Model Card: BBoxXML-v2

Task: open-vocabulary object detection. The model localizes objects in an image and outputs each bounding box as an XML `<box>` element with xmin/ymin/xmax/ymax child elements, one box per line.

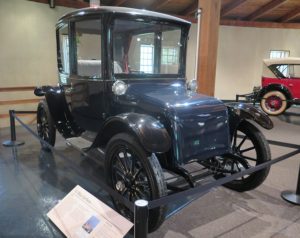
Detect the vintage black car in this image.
<box><xmin>34</xmin><ymin>7</ymin><xmax>273</xmax><ymax>232</ymax></box>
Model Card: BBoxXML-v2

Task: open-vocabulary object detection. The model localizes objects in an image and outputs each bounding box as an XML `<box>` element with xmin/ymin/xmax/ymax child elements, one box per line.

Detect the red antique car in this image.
<box><xmin>241</xmin><ymin>58</ymin><xmax>300</xmax><ymax>115</ymax></box>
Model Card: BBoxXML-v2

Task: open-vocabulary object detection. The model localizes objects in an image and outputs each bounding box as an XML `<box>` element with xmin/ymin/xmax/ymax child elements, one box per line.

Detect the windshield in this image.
<box><xmin>113</xmin><ymin>18</ymin><xmax>184</xmax><ymax>78</ymax></box>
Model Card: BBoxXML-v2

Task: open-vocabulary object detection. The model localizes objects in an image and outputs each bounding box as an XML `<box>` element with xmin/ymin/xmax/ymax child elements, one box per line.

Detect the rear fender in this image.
<box><xmin>258</xmin><ymin>84</ymin><xmax>292</xmax><ymax>102</ymax></box>
<box><xmin>92</xmin><ymin>113</ymin><xmax>171</xmax><ymax>153</ymax></box>
<box><xmin>226</xmin><ymin>103</ymin><xmax>273</xmax><ymax>138</ymax></box>
<box><xmin>34</xmin><ymin>86</ymin><xmax>82</xmax><ymax>138</ymax></box>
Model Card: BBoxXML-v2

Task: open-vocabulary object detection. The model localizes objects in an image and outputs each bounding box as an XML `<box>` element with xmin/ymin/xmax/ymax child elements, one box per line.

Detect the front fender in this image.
<box><xmin>34</xmin><ymin>86</ymin><xmax>54</xmax><ymax>96</ymax></box>
<box><xmin>92</xmin><ymin>113</ymin><xmax>171</xmax><ymax>153</ymax></box>
<box><xmin>226</xmin><ymin>103</ymin><xmax>273</xmax><ymax>134</ymax></box>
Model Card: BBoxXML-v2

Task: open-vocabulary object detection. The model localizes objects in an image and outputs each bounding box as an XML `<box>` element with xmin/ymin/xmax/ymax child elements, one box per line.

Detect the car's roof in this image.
<box><xmin>58</xmin><ymin>6</ymin><xmax>191</xmax><ymax>25</ymax></box>
<box><xmin>263</xmin><ymin>57</ymin><xmax>300</xmax><ymax>66</ymax></box>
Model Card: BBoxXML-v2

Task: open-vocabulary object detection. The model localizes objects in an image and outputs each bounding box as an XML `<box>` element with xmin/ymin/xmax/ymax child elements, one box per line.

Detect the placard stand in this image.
<box><xmin>281</xmin><ymin>164</ymin><xmax>300</xmax><ymax>205</ymax></box>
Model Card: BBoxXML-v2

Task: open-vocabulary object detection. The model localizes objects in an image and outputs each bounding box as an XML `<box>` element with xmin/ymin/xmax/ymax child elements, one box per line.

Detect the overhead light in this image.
<box><xmin>49</xmin><ymin>0</ymin><xmax>55</xmax><ymax>8</ymax></box>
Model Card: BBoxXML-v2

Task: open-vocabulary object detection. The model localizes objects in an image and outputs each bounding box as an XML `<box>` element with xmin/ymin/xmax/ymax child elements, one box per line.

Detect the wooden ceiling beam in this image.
<box><xmin>150</xmin><ymin>0</ymin><xmax>171</xmax><ymax>11</ymax></box>
<box><xmin>221</xmin><ymin>19</ymin><xmax>300</xmax><ymax>29</ymax></box>
<box><xmin>278</xmin><ymin>8</ymin><xmax>300</xmax><ymax>22</ymax></box>
<box><xmin>113</xmin><ymin>0</ymin><xmax>128</xmax><ymax>6</ymax></box>
<box><xmin>221</xmin><ymin>0</ymin><xmax>248</xmax><ymax>17</ymax></box>
<box><xmin>245</xmin><ymin>0</ymin><xmax>287</xmax><ymax>21</ymax></box>
<box><xmin>180</xmin><ymin>0</ymin><xmax>198</xmax><ymax>16</ymax></box>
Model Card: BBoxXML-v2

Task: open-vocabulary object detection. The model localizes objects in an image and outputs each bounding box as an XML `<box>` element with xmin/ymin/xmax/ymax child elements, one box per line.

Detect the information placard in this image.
<box><xmin>47</xmin><ymin>185</ymin><xmax>133</xmax><ymax>238</ymax></box>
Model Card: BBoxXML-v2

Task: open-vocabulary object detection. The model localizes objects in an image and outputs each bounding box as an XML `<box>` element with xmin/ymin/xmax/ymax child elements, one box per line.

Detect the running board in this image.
<box><xmin>66</xmin><ymin>137</ymin><xmax>92</xmax><ymax>151</ymax></box>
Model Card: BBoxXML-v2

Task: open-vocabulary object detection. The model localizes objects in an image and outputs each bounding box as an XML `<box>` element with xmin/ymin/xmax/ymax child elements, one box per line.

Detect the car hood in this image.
<box><xmin>120</xmin><ymin>80</ymin><xmax>231</xmax><ymax>164</ymax></box>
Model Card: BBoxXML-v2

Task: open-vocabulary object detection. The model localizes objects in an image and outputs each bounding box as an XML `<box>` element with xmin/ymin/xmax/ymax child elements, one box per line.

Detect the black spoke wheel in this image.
<box><xmin>105</xmin><ymin>133</ymin><xmax>167</xmax><ymax>233</ymax></box>
<box><xmin>217</xmin><ymin>120</ymin><xmax>271</xmax><ymax>192</ymax></box>
<box><xmin>37</xmin><ymin>100</ymin><xmax>56</xmax><ymax>150</ymax></box>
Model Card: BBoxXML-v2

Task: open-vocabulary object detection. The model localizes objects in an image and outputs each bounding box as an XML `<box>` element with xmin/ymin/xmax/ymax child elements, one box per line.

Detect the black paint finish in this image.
<box><xmin>34</xmin><ymin>6</ymin><xmax>272</xmax><ymax>168</ymax></box>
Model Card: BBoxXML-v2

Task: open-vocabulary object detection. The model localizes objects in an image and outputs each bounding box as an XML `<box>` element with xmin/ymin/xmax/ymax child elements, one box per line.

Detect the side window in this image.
<box><xmin>290</xmin><ymin>65</ymin><xmax>300</xmax><ymax>78</ymax></box>
<box><xmin>57</xmin><ymin>24</ymin><xmax>70</xmax><ymax>84</ymax></box>
<box><xmin>270</xmin><ymin>50</ymin><xmax>290</xmax><ymax>77</ymax></box>
<box><xmin>75</xmin><ymin>19</ymin><xmax>102</xmax><ymax>78</ymax></box>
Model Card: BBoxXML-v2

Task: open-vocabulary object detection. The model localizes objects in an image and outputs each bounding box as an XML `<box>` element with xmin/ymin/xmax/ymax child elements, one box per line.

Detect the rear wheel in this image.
<box><xmin>37</xmin><ymin>100</ymin><xmax>56</xmax><ymax>150</ymax></box>
<box><xmin>260</xmin><ymin>90</ymin><xmax>287</xmax><ymax>115</ymax></box>
<box><xmin>105</xmin><ymin>133</ymin><xmax>167</xmax><ymax>232</ymax></box>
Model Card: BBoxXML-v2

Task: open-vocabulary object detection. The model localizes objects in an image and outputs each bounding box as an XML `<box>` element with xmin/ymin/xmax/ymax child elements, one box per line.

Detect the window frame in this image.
<box><xmin>57</xmin><ymin>23</ymin><xmax>70</xmax><ymax>74</ymax></box>
<box><xmin>111</xmin><ymin>15</ymin><xmax>188</xmax><ymax>79</ymax></box>
<box><xmin>69</xmin><ymin>16</ymin><xmax>104</xmax><ymax>80</ymax></box>
<box><xmin>56</xmin><ymin>22</ymin><xmax>71</xmax><ymax>85</ymax></box>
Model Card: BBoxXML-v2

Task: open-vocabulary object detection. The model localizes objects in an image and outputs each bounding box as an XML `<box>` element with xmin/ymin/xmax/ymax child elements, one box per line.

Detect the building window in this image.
<box><xmin>140</xmin><ymin>44</ymin><xmax>154</xmax><ymax>73</ymax></box>
<box><xmin>270</xmin><ymin>50</ymin><xmax>289</xmax><ymax>59</ymax></box>
<box><xmin>270</xmin><ymin>50</ymin><xmax>290</xmax><ymax>77</ymax></box>
<box><xmin>161</xmin><ymin>47</ymin><xmax>179</xmax><ymax>65</ymax></box>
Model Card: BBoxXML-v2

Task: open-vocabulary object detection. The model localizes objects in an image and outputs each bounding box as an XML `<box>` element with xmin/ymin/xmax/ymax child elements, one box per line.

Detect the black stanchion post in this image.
<box><xmin>281</xmin><ymin>163</ymin><xmax>300</xmax><ymax>205</ymax></box>
<box><xmin>10</xmin><ymin>110</ymin><xmax>16</xmax><ymax>141</ymax></box>
<box><xmin>2</xmin><ymin>110</ymin><xmax>25</xmax><ymax>147</ymax></box>
<box><xmin>134</xmin><ymin>200</ymin><xmax>149</xmax><ymax>238</ymax></box>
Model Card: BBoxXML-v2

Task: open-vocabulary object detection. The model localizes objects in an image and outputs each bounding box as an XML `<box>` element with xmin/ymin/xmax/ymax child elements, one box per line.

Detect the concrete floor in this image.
<box><xmin>1</xmin><ymin>107</ymin><xmax>300</xmax><ymax>238</ymax></box>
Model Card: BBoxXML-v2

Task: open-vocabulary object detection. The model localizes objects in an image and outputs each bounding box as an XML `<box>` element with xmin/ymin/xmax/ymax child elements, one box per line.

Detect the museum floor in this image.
<box><xmin>1</xmin><ymin>107</ymin><xmax>300</xmax><ymax>238</ymax></box>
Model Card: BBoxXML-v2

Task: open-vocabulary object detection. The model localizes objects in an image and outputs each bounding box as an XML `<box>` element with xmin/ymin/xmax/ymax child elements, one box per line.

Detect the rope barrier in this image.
<box><xmin>3</xmin><ymin>109</ymin><xmax>300</xmax><ymax>237</ymax></box>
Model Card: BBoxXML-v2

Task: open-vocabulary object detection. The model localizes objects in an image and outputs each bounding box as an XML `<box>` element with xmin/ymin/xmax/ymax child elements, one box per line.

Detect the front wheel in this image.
<box><xmin>215</xmin><ymin>120</ymin><xmax>271</xmax><ymax>192</ymax></box>
<box><xmin>105</xmin><ymin>133</ymin><xmax>167</xmax><ymax>233</ymax></box>
<box><xmin>260</xmin><ymin>90</ymin><xmax>287</xmax><ymax>115</ymax></box>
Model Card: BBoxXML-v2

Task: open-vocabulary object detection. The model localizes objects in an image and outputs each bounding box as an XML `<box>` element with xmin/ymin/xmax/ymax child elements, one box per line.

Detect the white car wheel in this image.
<box><xmin>260</xmin><ymin>91</ymin><xmax>287</xmax><ymax>115</ymax></box>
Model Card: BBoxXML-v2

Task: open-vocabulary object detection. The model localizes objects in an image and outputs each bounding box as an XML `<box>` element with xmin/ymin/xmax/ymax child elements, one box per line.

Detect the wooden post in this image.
<box><xmin>197</xmin><ymin>0</ymin><xmax>221</xmax><ymax>96</ymax></box>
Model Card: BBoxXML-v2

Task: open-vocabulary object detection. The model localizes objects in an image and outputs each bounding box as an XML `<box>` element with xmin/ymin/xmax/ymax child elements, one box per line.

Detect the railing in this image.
<box><xmin>0</xmin><ymin>86</ymin><xmax>40</xmax><ymax>126</ymax></box>
<box><xmin>3</xmin><ymin>110</ymin><xmax>300</xmax><ymax>237</ymax></box>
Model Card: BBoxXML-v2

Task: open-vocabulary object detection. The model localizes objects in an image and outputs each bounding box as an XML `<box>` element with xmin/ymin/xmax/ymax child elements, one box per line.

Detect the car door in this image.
<box><xmin>286</xmin><ymin>64</ymin><xmax>300</xmax><ymax>99</ymax></box>
<box><xmin>67</xmin><ymin>18</ymin><xmax>106</xmax><ymax>132</ymax></box>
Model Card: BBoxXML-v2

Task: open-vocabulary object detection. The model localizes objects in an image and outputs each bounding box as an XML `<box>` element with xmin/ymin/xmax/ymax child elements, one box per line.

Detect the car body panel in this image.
<box><xmin>116</xmin><ymin>80</ymin><xmax>231</xmax><ymax>164</ymax></box>
<box><xmin>262</xmin><ymin>76</ymin><xmax>300</xmax><ymax>99</ymax></box>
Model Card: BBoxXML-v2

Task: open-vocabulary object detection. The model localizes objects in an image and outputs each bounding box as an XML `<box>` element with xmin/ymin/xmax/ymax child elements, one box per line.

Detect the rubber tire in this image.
<box><xmin>37</xmin><ymin>100</ymin><xmax>56</xmax><ymax>150</ymax></box>
<box><xmin>260</xmin><ymin>91</ymin><xmax>287</xmax><ymax>116</ymax></box>
<box><xmin>105</xmin><ymin>133</ymin><xmax>167</xmax><ymax>233</ymax></box>
<box><xmin>224</xmin><ymin>120</ymin><xmax>271</xmax><ymax>192</ymax></box>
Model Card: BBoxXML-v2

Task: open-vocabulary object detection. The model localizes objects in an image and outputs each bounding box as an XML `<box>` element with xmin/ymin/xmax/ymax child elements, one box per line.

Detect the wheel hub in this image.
<box><xmin>266</xmin><ymin>96</ymin><xmax>282</xmax><ymax>110</ymax></box>
<box><xmin>124</xmin><ymin>175</ymin><xmax>133</xmax><ymax>187</ymax></box>
<box><xmin>115</xmin><ymin>180</ymin><xmax>125</xmax><ymax>192</ymax></box>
